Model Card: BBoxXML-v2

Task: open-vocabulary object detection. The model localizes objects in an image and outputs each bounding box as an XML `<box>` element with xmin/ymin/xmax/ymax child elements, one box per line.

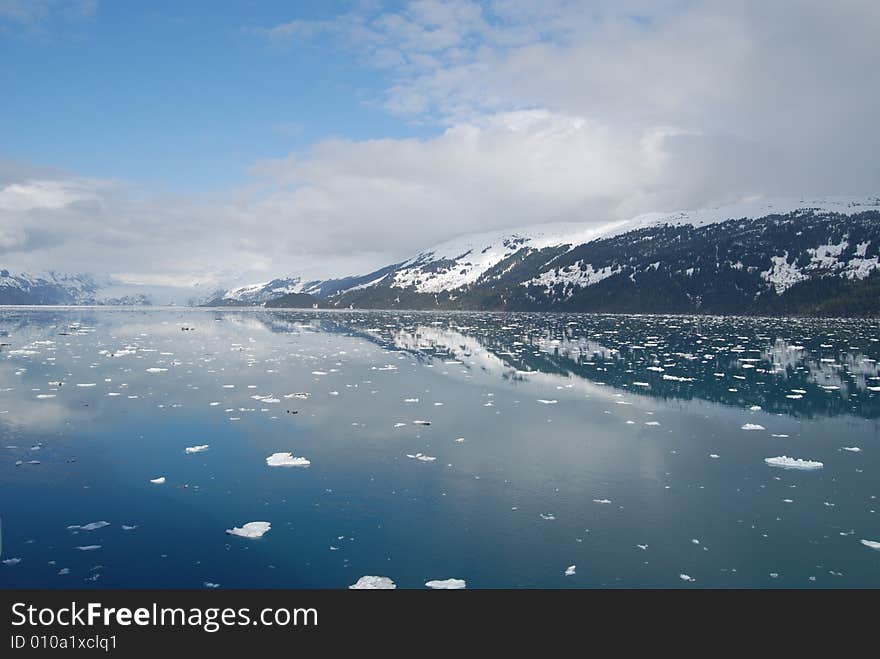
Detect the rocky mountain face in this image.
<box><xmin>278</xmin><ymin>197</ymin><xmax>880</xmax><ymax>316</ymax></box>
<box><xmin>0</xmin><ymin>270</ymin><xmax>100</xmax><ymax>305</ymax></box>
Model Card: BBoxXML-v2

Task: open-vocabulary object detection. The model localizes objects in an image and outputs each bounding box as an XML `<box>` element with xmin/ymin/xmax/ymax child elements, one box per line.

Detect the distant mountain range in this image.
<box><xmin>212</xmin><ymin>197</ymin><xmax>880</xmax><ymax>317</ymax></box>
<box><xmin>5</xmin><ymin>197</ymin><xmax>880</xmax><ymax>316</ymax></box>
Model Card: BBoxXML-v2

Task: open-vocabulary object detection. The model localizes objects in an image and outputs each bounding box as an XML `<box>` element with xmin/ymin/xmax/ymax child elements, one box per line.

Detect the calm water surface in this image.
<box><xmin>1</xmin><ymin>308</ymin><xmax>878</xmax><ymax>588</ymax></box>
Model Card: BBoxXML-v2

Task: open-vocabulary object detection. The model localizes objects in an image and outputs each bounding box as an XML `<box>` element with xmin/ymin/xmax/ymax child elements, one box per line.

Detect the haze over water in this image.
<box><xmin>1</xmin><ymin>308</ymin><xmax>878</xmax><ymax>588</ymax></box>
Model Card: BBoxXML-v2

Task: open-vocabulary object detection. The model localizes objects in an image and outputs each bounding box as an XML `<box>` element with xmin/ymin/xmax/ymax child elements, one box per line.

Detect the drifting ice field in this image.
<box><xmin>0</xmin><ymin>308</ymin><xmax>878</xmax><ymax>588</ymax></box>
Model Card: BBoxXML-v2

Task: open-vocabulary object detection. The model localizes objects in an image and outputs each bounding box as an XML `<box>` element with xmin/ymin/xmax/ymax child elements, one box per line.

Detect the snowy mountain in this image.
<box><xmin>306</xmin><ymin>196</ymin><xmax>880</xmax><ymax>316</ymax></box>
<box><xmin>203</xmin><ymin>277</ymin><xmax>317</xmax><ymax>306</ymax></box>
<box><xmin>0</xmin><ymin>270</ymin><xmax>100</xmax><ymax>305</ymax></box>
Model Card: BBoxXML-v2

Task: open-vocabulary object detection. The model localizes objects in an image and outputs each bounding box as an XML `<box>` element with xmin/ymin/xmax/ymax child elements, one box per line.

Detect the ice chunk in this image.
<box><xmin>349</xmin><ymin>576</ymin><xmax>396</xmax><ymax>589</ymax></box>
<box><xmin>860</xmin><ymin>539</ymin><xmax>880</xmax><ymax>550</ymax></box>
<box><xmin>564</xmin><ymin>565</ymin><xmax>576</xmax><ymax>576</ymax></box>
<box><xmin>413</xmin><ymin>419</ymin><xmax>431</xmax><ymax>426</ymax></box>
<box><xmin>537</xmin><ymin>399</ymin><xmax>558</xmax><ymax>404</ymax></box>
<box><xmin>76</xmin><ymin>545</ymin><xmax>102</xmax><ymax>551</ymax></box>
<box><xmin>149</xmin><ymin>476</ymin><xmax>166</xmax><ymax>484</ymax></box>
<box><xmin>741</xmin><ymin>423</ymin><xmax>765</xmax><ymax>431</ymax></box>
<box><xmin>226</xmin><ymin>521</ymin><xmax>271</xmax><ymax>538</ymax></box>
<box><xmin>406</xmin><ymin>453</ymin><xmax>437</xmax><ymax>462</ymax></box>
<box><xmin>2</xmin><ymin>558</ymin><xmax>21</xmax><ymax>565</ymax></box>
<box><xmin>68</xmin><ymin>521</ymin><xmax>110</xmax><ymax>532</ymax></box>
<box><xmin>266</xmin><ymin>452</ymin><xmax>310</xmax><ymax>467</ymax></box>
<box><xmin>593</xmin><ymin>498</ymin><xmax>612</xmax><ymax>504</ymax></box>
<box><xmin>842</xmin><ymin>446</ymin><xmax>861</xmax><ymax>452</ymax></box>
<box><xmin>425</xmin><ymin>578</ymin><xmax>466</xmax><ymax>589</ymax></box>
<box><xmin>764</xmin><ymin>456</ymin><xmax>824</xmax><ymax>470</ymax></box>
<box><xmin>146</xmin><ymin>368</ymin><xmax>167</xmax><ymax>373</ymax></box>
<box><xmin>679</xmin><ymin>574</ymin><xmax>695</xmax><ymax>582</ymax></box>
<box><xmin>185</xmin><ymin>445</ymin><xmax>210</xmax><ymax>454</ymax></box>
<box><xmin>204</xmin><ymin>582</ymin><xmax>220</xmax><ymax>588</ymax></box>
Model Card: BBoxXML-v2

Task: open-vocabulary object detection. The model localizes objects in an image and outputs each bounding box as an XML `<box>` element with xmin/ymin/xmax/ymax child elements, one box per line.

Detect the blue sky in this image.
<box><xmin>1</xmin><ymin>1</ymin><xmax>428</xmax><ymax>191</ymax></box>
<box><xmin>0</xmin><ymin>1</ymin><xmax>877</xmax><ymax>294</ymax></box>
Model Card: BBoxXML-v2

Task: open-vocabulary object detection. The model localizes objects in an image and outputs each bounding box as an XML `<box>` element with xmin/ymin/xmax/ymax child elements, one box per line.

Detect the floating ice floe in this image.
<box><xmin>841</xmin><ymin>446</ymin><xmax>861</xmax><ymax>452</ymax></box>
<box><xmin>149</xmin><ymin>476</ymin><xmax>166</xmax><ymax>484</ymax></box>
<box><xmin>539</xmin><ymin>513</ymin><xmax>556</xmax><ymax>520</ymax></box>
<box><xmin>413</xmin><ymin>420</ymin><xmax>431</xmax><ymax>426</ymax></box>
<box><xmin>185</xmin><ymin>445</ymin><xmax>210</xmax><ymax>454</ymax></box>
<box><xmin>2</xmin><ymin>558</ymin><xmax>21</xmax><ymax>566</ymax></box>
<box><xmin>67</xmin><ymin>521</ymin><xmax>110</xmax><ymax>531</ymax></box>
<box><xmin>146</xmin><ymin>368</ymin><xmax>167</xmax><ymax>373</ymax></box>
<box><xmin>121</xmin><ymin>525</ymin><xmax>138</xmax><ymax>531</ymax></box>
<box><xmin>679</xmin><ymin>574</ymin><xmax>695</xmax><ymax>582</ymax></box>
<box><xmin>764</xmin><ymin>456</ymin><xmax>824</xmax><ymax>470</ymax></box>
<box><xmin>76</xmin><ymin>545</ymin><xmax>102</xmax><ymax>551</ymax></box>
<box><xmin>204</xmin><ymin>582</ymin><xmax>220</xmax><ymax>588</ymax></box>
<box><xmin>406</xmin><ymin>453</ymin><xmax>437</xmax><ymax>462</ymax></box>
<box><xmin>644</xmin><ymin>421</ymin><xmax>660</xmax><ymax>426</ymax></box>
<box><xmin>266</xmin><ymin>452</ymin><xmax>311</xmax><ymax>467</ymax></box>
<box><xmin>226</xmin><ymin>521</ymin><xmax>271</xmax><ymax>538</ymax></box>
<box><xmin>349</xmin><ymin>576</ymin><xmax>396</xmax><ymax>589</ymax></box>
<box><xmin>749</xmin><ymin>405</ymin><xmax>762</xmax><ymax>411</ymax></box>
<box><xmin>741</xmin><ymin>423</ymin><xmax>765</xmax><ymax>431</ymax></box>
<box><xmin>425</xmin><ymin>578</ymin><xmax>466</xmax><ymax>589</ymax></box>
<box><xmin>537</xmin><ymin>399</ymin><xmax>558</xmax><ymax>404</ymax></box>
<box><xmin>860</xmin><ymin>540</ymin><xmax>880</xmax><ymax>550</ymax></box>
<box><xmin>564</xmin><ymin>565</ymin><xmax>576</xmax><ymax>576</ymax></box>
<box><xmin>593</xmin><ymin>498</ymin><xmax>612</xmax><ymax>504</ymax></box>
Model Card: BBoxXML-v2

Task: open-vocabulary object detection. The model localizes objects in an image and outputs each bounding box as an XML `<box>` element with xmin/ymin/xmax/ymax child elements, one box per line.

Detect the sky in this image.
<box><xmin>1</xmin><ymin>0</ymin><xmax>878</xmax><ymax>295</ymax></box>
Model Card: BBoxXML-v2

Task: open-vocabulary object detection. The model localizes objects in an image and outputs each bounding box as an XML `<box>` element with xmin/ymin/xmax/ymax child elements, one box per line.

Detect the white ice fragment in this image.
<box><xmin>537</xmin><ymin>399</ymin><xmax>558</xmax><ymax>404</ymax></box>
<box><xmin>592</xmin><ymin>498</ymin><xmax>612</xmax><ymax>504</ymax></box>
<box><xmin>146</xmin><ymin>368</ymin><xmax>167</xmax><ymax>373</ymax></box>
<box><xmin>2</xmin><ymin>558</ymin><xmax>21</xmax><ymax>565</ymax></box>
<box><xmin>76</xmin><ymin>545</ymin><xmax>102</xmax><ymax>551</ymax></box>
<box><xmin>149</xmin><ymin>476</ymin><xmax>166</xmax><ymax>484</ymax></box>
<box><xmin>68</xmin><ymin>521</ymin><xmax>110</xmax><ymax>532</ymax></box>
<box><xmin>564</xmin><ymin>565</ymin><xmax>576</xmax><ymax>576</ymax></box>
<box><xmin>764</xmin><ymin>456</ymin><xmax>824</xmax><ymax>470</ymax></box>
<box><xmin>185</xmin><ymin>445</ymin><xmax>210</xmax><ymax>454</ymax></box>
<box><xmin>266</xmin><ymin>452</ymin><xmax>311</xmax><ymax>467</ymax></box>
<box><xmin>741</xmin><ymin>423</ymin><xmax>765</xmax><ymax>431</ymax></box>
<box><xmin>226</xmin><ymin>521</ymin><xmax>271</xmax><ymax>538</ymax></box>
<box><xmin>349</xmin><ymin>576</ymin><xmax>396</xmax><ymax>589</ymax></box>
<box><xmin>679</xmin><ymin>574</ymin><xmax>695</xmax><ymax>582</ymax></box>
<box><xmin>860</xmin><ymin>539</ymin><xmax>880</xmax><ymax>550</ymax></box>
<box><xmin>842</xmin><ymin>446</ymin><xmax>861</xmax><ymax>452</ymax></box>
<box><xmin>425</xmin><ymin>578</ymin><xmax>467</xmax><ymax>589</ymax></box>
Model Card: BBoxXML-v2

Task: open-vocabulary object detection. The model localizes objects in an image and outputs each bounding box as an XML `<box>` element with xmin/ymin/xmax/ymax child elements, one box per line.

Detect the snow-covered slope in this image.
<box><xmin>206</xmin><ymin>277</ymin><xmax>324</xmax><ymax>306</ymax></box>
<box><xmin>382</xmin><ymin>196</ymin><xmax>879</xmax><ymax>295</ymax></box>
<box><xmin>0</xmin><ymin>270</ymin><xmax>99</xmax><ymax>305</ymax></box>
<box><xmin>316</xmin><ymin>195</ymin><xmax>880</xmax><ymax>315</ymax></box>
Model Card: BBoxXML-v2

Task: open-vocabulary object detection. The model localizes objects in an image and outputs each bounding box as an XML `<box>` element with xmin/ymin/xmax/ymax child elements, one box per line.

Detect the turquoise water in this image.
<box><xmin>1</xmin><ymin>308</ymin><xmax>878</xmax><ymax>588</ymax></box>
